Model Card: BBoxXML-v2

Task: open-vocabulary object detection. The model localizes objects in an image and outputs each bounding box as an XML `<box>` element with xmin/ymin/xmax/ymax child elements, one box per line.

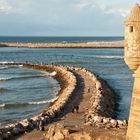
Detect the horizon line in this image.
<box><xmin>0</xmin><ymin>35</ymin><xmax>124</xmax><ymax>37</ymax></box>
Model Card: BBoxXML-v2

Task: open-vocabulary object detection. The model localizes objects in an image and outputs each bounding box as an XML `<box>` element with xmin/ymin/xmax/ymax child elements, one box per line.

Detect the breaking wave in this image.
<box><xmin>0</xmin><ymin>104</ymin><xmax>5</xmax><ymax>108</ymax></box>
<box><xmin>90</xmin><ymin>55</ymin><xmax>123</xmax><ymax>59</ymax></box>
<box><xmin>0</xmin><ymin>103</ymin><xmax>28</xmax><ymax>109</ymax></box>
<box><xmin>0</xmin><ymin>61</ymin><xmax>14</xmax><ymax>64</ymax></box>
<box><xmin>0</xmin><ymin>78</ymin><xmax>10</xmax><ymax>82</ymax></box>
<box><xmin>28</xmin><ymin>97</ymin><xmax>58</xmax><ymax>105</ymax></box>
<box><xmin>0</xmin><ymin>97</ymin><xmax>58</xmax><ymax>109</ymax></box>
<box><xmin>0</xmin><ymin>75</ymin><xmax>43</xmax><ymax>82</ymax></box>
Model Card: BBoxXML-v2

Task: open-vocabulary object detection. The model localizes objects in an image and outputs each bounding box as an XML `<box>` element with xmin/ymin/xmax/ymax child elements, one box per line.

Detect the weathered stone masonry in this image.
<box><xmin>124</xmin><ymin>4</ymin><xmax>140</xmax><ymax>140</ymax></box>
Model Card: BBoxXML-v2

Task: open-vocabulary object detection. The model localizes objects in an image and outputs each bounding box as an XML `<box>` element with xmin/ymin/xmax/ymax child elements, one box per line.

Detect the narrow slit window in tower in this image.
<box><xmin>129</xmin><ymin>26</ymin><xmax>133</xmax><ymax>32</ymax></box>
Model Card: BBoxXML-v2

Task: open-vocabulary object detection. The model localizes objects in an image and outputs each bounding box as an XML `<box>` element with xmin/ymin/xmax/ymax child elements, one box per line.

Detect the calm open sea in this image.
<box><xmin>0</xmin><ymin>36</ymin><xmax>123</xmax><ymax>43</ymax></box>
<box><xmin>0</xmin><ymin>36</ymin><xmax>133</xmax><ymax>124</ymax></box>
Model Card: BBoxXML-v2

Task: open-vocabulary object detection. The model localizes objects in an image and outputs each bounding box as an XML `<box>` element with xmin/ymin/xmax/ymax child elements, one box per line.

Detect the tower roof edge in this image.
<box><xmin>126</xmin><ymin>3</ymin><xmax>140</xmax><ymax>22</ymax></box>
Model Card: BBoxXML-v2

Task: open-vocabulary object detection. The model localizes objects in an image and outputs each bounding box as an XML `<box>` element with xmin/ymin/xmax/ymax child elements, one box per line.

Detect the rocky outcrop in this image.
<box><xmin>43</xmin><ymin>123</ymin><xmax>93</xmax><ymax>140</ymax></box>
<box><xmin>43</xmin><ymin>123</ymin><xmax>69</xmax><ymax>140</ymax></box>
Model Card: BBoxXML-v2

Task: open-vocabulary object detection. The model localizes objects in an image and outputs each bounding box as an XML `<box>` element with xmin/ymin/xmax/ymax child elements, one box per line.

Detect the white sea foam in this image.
<box><xmin>18</xmin><ymin>64</ymin><xmax>23</xmax><ymax>67</ymax></box>
<box><xmin>49</xmin><ymin>71</ymin><xmax>57</xmax><ymax>76</ymax></box>
<box><xmin>0</xmin><ymin>75</ymin><xmax>42</xmax><ymax>82</ymax></box>
<box><xmin>41</xmin><ymin>71</ymin><xmax>57</xmax><ymax>77</ymax></box>
<box><xmin>0</xmin><ymin>104</ymin><xmax>5</xmax><ymax>108</ymax></box>
<box><xmin>91</xmin><ymin>55</ymin><xmax>123</xmax><ymax>59</ymax></box>
<box><xmin>0</xmin><ymin>61</ymin><xmax>14</xmax><ymax>64</ymax></box>
<box><xmin>28</xmin><ymin>97</ymin><xmax>58</xmax><ymax>105</ymax></box>
<box><xmin>0</xmin><ymin>78</ymin><xmax>11</xmax><ymax>82</ymax></box>
<box><xmin>87</xmin><ymin>41</ymin><xmax>123</xmax><ymax>44</ymax></box>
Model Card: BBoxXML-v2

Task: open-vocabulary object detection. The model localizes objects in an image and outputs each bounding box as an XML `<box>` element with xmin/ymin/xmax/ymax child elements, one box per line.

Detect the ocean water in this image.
<box><xmin>0</xmin><ymin>66</ymin><xmax>60</xmax><ymax>124</ymax></box>
<box><xmin>0</xmin><ymin>37</ymin><xmax>133</xmax><ymax>124</ymax></box>
<box><xmin>0</xmin><ymin>36</ymin><xmax>123</xmax><ymax>43</ymax></box>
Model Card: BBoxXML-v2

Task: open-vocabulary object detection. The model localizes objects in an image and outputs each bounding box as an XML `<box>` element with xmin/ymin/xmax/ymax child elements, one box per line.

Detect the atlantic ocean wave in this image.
<box><xmin>0</xmin><ymin>75</ymin><xmax>44</xmax><ymax>82</ymax></box>
<box><xmin>0</xmin><ymin>78</ymin><xmax>10</xmax><ymax>82</ymax></box>
<box><xmin>28</xmin><ymin>97</ymin><xmax>58</xmax><ymax>105</ymax></box>
<box><xmin>0</xmin><ymin>97</ymin><xmax>58</xmax><ymax>109</ymax></box>
<box><xmin>0</xmin><ymin>103</ymin><xmax>28</xmax><ymax>109</ymax></box>
<box><xmin>0</xmin><ymin>61</ymin><xmax>14</xmax><ymax>64</ymax></box>
<box><xmin>0</xmin><ymin>104</ymin><xmax>5</xmax><ymax>108</ymax></box>
<box><xmin>90</xmin><ymin>55</ymin><xmax>123</xmax><ymax>59</ymax></box>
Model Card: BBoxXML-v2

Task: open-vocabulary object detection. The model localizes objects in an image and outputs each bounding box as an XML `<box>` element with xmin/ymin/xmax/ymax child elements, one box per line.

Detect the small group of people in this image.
<box><xmin>36</xmin><ymin>118</ymin><xmax>45</xmax><ymax>131</ymax></box>
<box><xmin>36</xmin><ymin>104</ymin><xmax>80</xmax><ymax>132</ymax></box>
<box><xmin>72</xmin><ymin>105</ymin><xmax>79</xmax><ymax>113</ymax></box>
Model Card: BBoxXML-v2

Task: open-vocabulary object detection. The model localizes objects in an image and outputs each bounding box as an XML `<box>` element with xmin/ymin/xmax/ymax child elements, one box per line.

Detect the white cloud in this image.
<box><xmin>0</xmin><ymin>0</ymin><xmax>136</xmax><ymax>36</ymax></box>
<box><xmin>0</xmin><ymin>0</ymin><xmax>31</xmax><ymax>14</ymax></box>
<box><xmin>0</xmin><ymin>0</ymin><xmax>12</xmax><ymax>13</ymax></box>
<box><xmin>98</xmin><ymin>4</ymin><xmax>129</xmax><ymax>17</ymax></box>
<box><xmin>76</xmin><ymin>0</ymin><xmax>96</xmax><ymax>9</ymax></box>
<box><xmin>75</xmin><ymin>0</ymin><xmax>129</xmax><ymax>17</ymax></box>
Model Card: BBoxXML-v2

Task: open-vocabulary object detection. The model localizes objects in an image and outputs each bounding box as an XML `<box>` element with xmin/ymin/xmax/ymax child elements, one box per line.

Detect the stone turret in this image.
<box><xmin>125</xmin><ymin>3</ymin><xmax>140</xmax><ymax>140</ymax></box>
<box><xmin>125</xmin><ymin>3</ymin><xmax>140</xmax><ymax>71</ymax></box>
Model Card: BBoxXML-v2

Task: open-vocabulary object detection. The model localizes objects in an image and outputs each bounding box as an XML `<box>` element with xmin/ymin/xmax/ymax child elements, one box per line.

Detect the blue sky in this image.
<box><xmin>0</xmin><ymin>0</ymin><xmax>139</xmax><ymax>36</ymax></box>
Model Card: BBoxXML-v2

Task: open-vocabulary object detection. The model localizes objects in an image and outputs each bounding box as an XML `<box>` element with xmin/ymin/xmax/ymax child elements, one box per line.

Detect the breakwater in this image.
<box><xmin>82</xmin><ymin>69</ymin><xmax>128</xmax><ymax>129</ymax></box>
<box><xmin>0</xmin><ymin>63</ymin><xmax>77</xmax><ymax>139</ymax></box>
<box><xmin>0</xmin><ymin>63</ymin><xmax>127</xmax><ymax>140</ymax></box>
<box><xmin>0</xmin><ymin>42</ymin><xmax>123</xmax><ymax>48</ymax></box>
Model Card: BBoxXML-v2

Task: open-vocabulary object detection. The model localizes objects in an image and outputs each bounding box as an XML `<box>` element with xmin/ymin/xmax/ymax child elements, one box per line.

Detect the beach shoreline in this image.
<box><xmin>0</xmin><ymin>41</ymin><xmax>124</xmax><ymax>48</ymax></box>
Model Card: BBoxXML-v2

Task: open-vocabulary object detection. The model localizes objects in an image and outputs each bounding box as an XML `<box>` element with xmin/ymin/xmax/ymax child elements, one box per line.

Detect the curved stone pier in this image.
<box><xmin>82</xmin><ymin>69</ymin><xmax>128</xmax><ymax>128</ymax></box>
<box><xmin>0</xmin><ymin>63</ymin><xmax>77</xmax><ymax>140</ymax></box>
<box><xmin>0</xmin><ymin>63</ymin><xmax>127</xmax><ymax>140</ymax></box>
